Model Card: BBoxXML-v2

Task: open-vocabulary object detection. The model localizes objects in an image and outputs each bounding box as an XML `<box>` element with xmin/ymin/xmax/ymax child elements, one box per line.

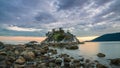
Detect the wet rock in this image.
<box><xmin>66</xmin><ymin>45</ymin><xmax>78</xmax><ymax>50</ymax></box>
<box><xmin>60</xmin><ymin>54</ymin><xmax>69</xmax><ymax>57</ymax></box>
<box><xmin>64</xmin><ymin>57</ymin><xmax>71</xmax><ymax>62</ymax></box>
<box><xmin>6</xmin><ymin>56</ymin><xmax>16</xmax><ymax>65</ymax></box>
<box><xmin>38</xmin><ymin>62</ymin><xmax>47</xmax><ymax>68</ymax></box>
<box><xmin>14</xmin><ymin>50</ymin><xmax>20</xmax><ymax>55</ymax></box>
<box><xmin>0</xmin><ymin>61</ymin><xmax>6</xmax><ymax>68</ymax></box>
<box><xmin>29</xmin><ymin>41</ymin><xmax>38</xmax><ymax>43</ymax></box>
<box><xmin>73</xmin><ymin>59</ymin><xmax>80</xmax><ymax>63</ymax></box>
<box><xmin>25</xmin><ymin>41</ymin><xmax>39</xmax><ymax>47</ymax></box>
<box><xmin>110</xmin><ymin>58</ymin><xmax>120</xmax><ymax>65</ymax></box>
<box><xmin>25</xmin><ymin>61</ymin><xmax>37</xmax><ymax>67</ymax></box>
<box><xmin>6</xmin><ymin>51</ymin><xmax>15</xmax><ymax>56</ymax></box>
<box><xmin>97</xmin><ymin>53</ymin><xmax>106</xmax><ymax>57</ymax></box>
<box><xmin>49</xmin><ymin>62</ymin><xmax>56</xmax><ymax>67</ymax></box>
<box><xmin>0</xmin><ymin>52</ymin><xmax>7</xmax><ymax>56</ymax></box>
<box><xmin>0</xmin><ymin>41</ymin><xmax>5</xmax><ymax>49</ymax></box>
<box><xmin>55</xmin><ymin>58</ymin><xmax>62</xmax><ymax>66</ymax></box>
<box><xmin>96</xmin><ymin>63</ymin><xmax>108</xmax><ymax>68</ymax></box>
<box><xmin>40</xmin><ymin>49</ymin><xmax>47</xmax><ymax>54</ymax></box>
<box><xmin>0</xmin><ymin>55</ymin><xmax>6</xmax><ymax>61</ymax></box>
<box><xmin>14</xmin><ymin>64</ymin><xmax>25</xmax><ymax>68</ymax></box>
<box><xmin>21</xmin><ymin>51</ymin><xmax>35</xmax><ymax>61</ymax></box>
<box><xmin>85</xmin><ymin>59</ymin><xmax>90</xmax><ymax>63</ymax></box>
<box><xmin>43</xmin><ymin>46</ymin><xmax>49</xmax><ymax>51</ymax></box>
<box><xmin>52</xmin><ymin>50</ymin><xmax>57</xmax><ymax>54</ymax></box>
<box><xmin>34</xmin><ymin>50</ymin><xmax>41</xmax><ymax>56</ymax></box>
<box><xmin>15</xmin><ymin>56</ymin><xmax>26</xmax><ymax>64</ymax></box>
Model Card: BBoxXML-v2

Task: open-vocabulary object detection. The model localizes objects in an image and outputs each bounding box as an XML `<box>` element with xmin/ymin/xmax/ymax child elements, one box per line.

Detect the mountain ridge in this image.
<box><xmin>92</xmin><ymin>32</ymin><xmax>120</xmax><ymax>41</ymax></box>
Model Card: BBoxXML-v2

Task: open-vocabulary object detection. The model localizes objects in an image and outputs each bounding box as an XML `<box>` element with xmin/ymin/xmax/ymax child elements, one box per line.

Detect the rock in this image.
<box><xmin>0</xmin><ymin>52</ymin><xmax>7</xmax><ymax>56</ymax></box>
<box><xmin>0</xmin><ymin>41</ymin><xmax>4</xmax><ymax>45</ymax></box>
<box><xmin>55</xmin><ymin>58</ymin><xmax>62</xmax><ymax>66</ymax></box>
<box><xmin>21</xmin><ymin>51</ymin><xmax>35</xmax><ymax>61</ymax></box>
<box><xmin>85</xmin><ymin>59</ymin><xmax>90</xmax><ymax>63</ymax></box>
<box><xmin>64</xmin><ymin>57</ymin><xmax>71</xmax><ymax>62</ymax></box>
<box><xmin>14</xmin><ymin>64</ymin><xmax>25</xmax><ymax>68</ymax></box>
<box><xmin>73</xmin><ymin>59</ymin><xmax>80</xmax><ymax>63</ymax></box>
<box><xmin>0</xmin><ymin>41</ymin><xmax>5</xmax><ymax>49</ymax></box>
<box><xmin>49</xmin><ymin>62</ymin><xmax>56</xmax><ymax>67</ymax></box>
<box><xmin>41</xmin><ymin>28</ymin><xmax>80</xmax><ymax>45</ymax></box>
<box><xmin>29</xmin><ymin>41</ymin><xmax>38</xmax><ymax>43</ymax></box>
<box><xmin>110</xmin><ymin>58</ymin><xmax>120</xmax><ymax>65</ymax></box>
<box><xmin>96</xmin><ymin>63</ymin><xmax>108</xmax><ymax>68</ymax></box>
<box><xmin>6</xmin><ymin>56</ymin><xmax>16</xmax><ymax>65</ymax></box>
<box><xmin>66</xmin><ymin>45</ymin><xmax>79</xmax><ymax>50</ymax></box>
<box><xmin>97</xmin><ymin>53</ymin><xmax>106</xmax><ymax>57</ymax></box>
<box><xmin>25</xmin><ymin>41</ymin><xmax>39</xmax><ymax>47</ymax></box>
<box><xmin>15</xmin><ymin>56</ymin><xmax>26</xmax><ymax>64</ymax></box>
<box><xmin>52</xmin><ymin>50</ymin><xmax>57</xmax><ymax>54</ymax></box>
<box><xmin>14</xmin><ymin>50</ymin><xmax>20</xmax><ymax>55</ymax></box>
<box><xmin>6</xmin><ymin>51</ymin><xmax>15</xmax><ymax>56</ymax></box>
<box><xmin>0</xmin><ymin>55</ymin><xmax>6</xmax><ymax>61</ymax></box>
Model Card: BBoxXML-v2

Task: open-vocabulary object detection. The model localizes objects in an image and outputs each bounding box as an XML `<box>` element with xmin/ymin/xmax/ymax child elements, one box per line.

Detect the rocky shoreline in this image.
<box><xmin>0</xmin><ymin>41</ymin><xmax>120</xmax><ymax>68</ymax></box>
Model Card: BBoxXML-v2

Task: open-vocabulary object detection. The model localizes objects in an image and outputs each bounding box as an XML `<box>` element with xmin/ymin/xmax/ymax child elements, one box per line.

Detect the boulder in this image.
<box><xmin>96</xmin><ymin>63</ymin><xmax>108</xmax><ymax>68</ymax></box>
<box><xmin>0</xmin><ymin>41</ymin><xmax>5</xmax><ymax>49</ymax></box>
<box><xmin>40</xmin><ymin>49</ymin><xmax>47</xmax><ymax>54</ymax></box>
<box><xmin>0</xmin><ymin>55</ymin><xmax>6</xmax><ymax>61</ymax></box>
<box><xmin>25</xmin><ymin>41</ymin><xmax>39</xmax><ymax>47</ymax></box>
<box><xmin>52</xmin><ymin>50</ymin><xmax>57</xmax><ymax>54</ymax></box>
<box><xmin>73</xmin><ymin>59</ymin><xmax>80</xmax><ymax>63</ymax></box>
<box><xmin>6</xmin><ymin>56</ymin><xmax>16</xmax><ymax>65</ymax></box>
<box><xmin>66</xmin><ymin>45</ymin><xmax>79</xmax><ymax>50</ymax></box>
<box><xmin>14</xmin><ymin>50</ymin><xmax>20</xmax><ymax>55</ymax></box>
<box><xmin>64</xmin><ymin>57</ymin><xmax>71</xmax><ymax>62</ymax></box>
<box><xmin>21</xmin><ymin>51</ymin><xmax>35</xmax><ymax>61</ymax></box>
<box><xmin>15</xmin><ymin>56</ymin><xmax>26</xmax><ymax>64</ymax></box>
<box><xmin>97</xmin><ymin>53</ymin><xmax>106</xmax><ymax>57</ymax></box>
<box><xmin>0</xmin><ymin>52</ymin><xmax>7</xmax><ymax>56</ymax></box>
<box><xmin>110</xmin><ymin>58</ymin><xmax>120</xmax><ymax>65</ymax></box>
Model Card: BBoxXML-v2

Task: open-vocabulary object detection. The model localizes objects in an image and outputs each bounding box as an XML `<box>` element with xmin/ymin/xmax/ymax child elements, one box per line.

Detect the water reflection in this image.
<box><xmin>79</xmin><ymin>42</ymin><xmax>99</xmax><ymax>58</ymax></box>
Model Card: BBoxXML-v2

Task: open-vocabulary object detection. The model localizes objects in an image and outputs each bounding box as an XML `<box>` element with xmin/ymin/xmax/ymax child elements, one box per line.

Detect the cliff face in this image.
<box><xmin>92</xmin><ymin>32</ymin><xmax>120</xmax><ymax>41</ymax></box>
<box><xmin>42</xmin><ymin>28</ymin><xmax>80</xmax><ymax>44</ymax></box>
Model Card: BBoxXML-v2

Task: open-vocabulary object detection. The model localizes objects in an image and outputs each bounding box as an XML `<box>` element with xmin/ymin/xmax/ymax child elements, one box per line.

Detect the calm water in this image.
<box><xmin>56</xmin><ymin>42</ymin><xmax>120</xmax><ymax>68</ymax></box>
<box><xmin>2</xmin><ymin>41</ymin><xmax>120</xmax><ymax>60</ymax></box>
<box><xmin>56</xmin><ymin>42</ymin><xmax>120</xmax><ymax>59</ymax></box>
<box><xmin>2</xmin><ymin>40</ymin><xmax>120</xmax><ymax>67</ymax></box>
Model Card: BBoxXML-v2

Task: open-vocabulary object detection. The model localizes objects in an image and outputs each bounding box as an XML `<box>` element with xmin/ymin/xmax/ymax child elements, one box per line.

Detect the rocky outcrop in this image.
<box><xmin>110</xmin><ymin>58</ymin><xmax>120</xmax><ymax>65</ymax></box>
<box><xmin>66</xmin><ymin>45</ymin><xmax>79</xmax><ymax>50</ymax></box>
<box><xmin>0</xmin><ymin>41</ymin><xmax>5</xmax><ymax>49</ymax></box>
<box><xmin>97</xmin><ymin>53</ymin><xmax>106</xmax><ymax>57</ymax></box>
<box><xmin>96</xmin><ymin>63</ymin><xmax>108</xmax><ymax>68</ymax></box>
<box><xmin>41</xmin><ymin>28</ymin><xmax>80</xmax><ymax>45</ymax></box>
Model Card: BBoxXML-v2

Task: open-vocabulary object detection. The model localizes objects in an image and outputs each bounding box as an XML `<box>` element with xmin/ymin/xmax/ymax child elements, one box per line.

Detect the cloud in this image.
<box><xmin>5</xmin><ymin>25</ymin><xmax>42</xmax><ymax>32</ymax></box>
<box><xmin>0</xmin><ymin>0</ymin><xmax>120</xmax><ymax>36</ymax></box>
<box><xmin>55</xmin><ymin>0</ymin><xmax>89</xmax><ymax>10</ymax></box>
<box><xmin>34</xmin><ymin>12</ymin><xmax>56</xmax><ymax>23</ymax></box>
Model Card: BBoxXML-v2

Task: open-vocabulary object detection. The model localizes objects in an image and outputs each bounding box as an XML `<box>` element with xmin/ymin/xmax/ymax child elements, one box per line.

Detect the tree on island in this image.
<box><xmin>42</xmin><ymin>28</ymin><xmax>80</xmax><ymax>44</ymax></box>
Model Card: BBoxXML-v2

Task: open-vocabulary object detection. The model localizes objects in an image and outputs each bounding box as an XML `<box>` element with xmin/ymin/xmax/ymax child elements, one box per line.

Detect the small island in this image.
<box><xmin>41</xmin><ymin>28</ymin><xmax>81</xmax><ymax>46</ymax></box>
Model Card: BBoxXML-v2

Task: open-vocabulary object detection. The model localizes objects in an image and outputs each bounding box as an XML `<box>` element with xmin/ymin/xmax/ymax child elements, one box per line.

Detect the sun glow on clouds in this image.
<box><xmin>78</xmin><ymin>36</ymin><xmax>98</xmax><ymax>42</ymax></box>
<box><xmin>0</xmin><ymin>0</ymin><xmax>120</xmax><ymax>36</ymax></box>
<box><xmin>6</xmin><ymin>25</ymin><xmax>42</xmax><ymax>32</ymax></box>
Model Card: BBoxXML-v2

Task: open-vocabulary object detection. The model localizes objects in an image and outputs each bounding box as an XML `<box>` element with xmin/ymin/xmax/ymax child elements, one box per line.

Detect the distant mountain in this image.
<box><xmin>92</xmin><ymin>32</ymin><xmax>120</xmax><ymax>41</ymax></box>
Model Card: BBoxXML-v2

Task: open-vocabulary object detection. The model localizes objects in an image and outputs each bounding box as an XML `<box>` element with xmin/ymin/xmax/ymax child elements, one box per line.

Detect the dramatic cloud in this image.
<box><xmin>0</xmin><ymin>0</ymin><xmax>120</xmax><ymax>36</ymax></box>
<box><xmin>6</xmin><ymin>25</ymin><xmax>42</xmax><ymax>32</ymax></box>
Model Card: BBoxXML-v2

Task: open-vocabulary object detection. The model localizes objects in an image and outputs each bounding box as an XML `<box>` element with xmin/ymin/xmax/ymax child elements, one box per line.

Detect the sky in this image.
<box><xmin>0</xmin><ymin>0</ymin><xmax>120</xmax><ymax>37</ymax></box>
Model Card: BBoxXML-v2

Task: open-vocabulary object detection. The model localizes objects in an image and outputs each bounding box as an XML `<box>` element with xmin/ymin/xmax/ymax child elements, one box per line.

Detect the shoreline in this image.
<box><xmin>0</xmin><ymin>36</ymin><xmax>98</xmax><ymax>43</ymax></box>
<box><xmin>0</xmin><ymin>41</ymin><xmax>120</xmax><ymax>68</ymax></box>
